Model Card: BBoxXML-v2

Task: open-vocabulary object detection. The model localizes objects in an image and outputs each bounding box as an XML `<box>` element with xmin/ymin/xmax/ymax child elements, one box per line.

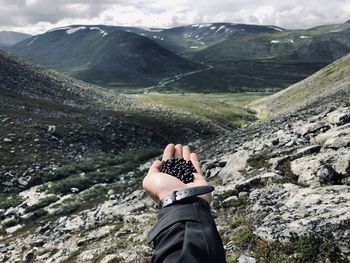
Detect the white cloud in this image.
<box><xmin>0</xmin><ymin>0</ymin><xmax>349</xmax><ymax>34</ymax></box>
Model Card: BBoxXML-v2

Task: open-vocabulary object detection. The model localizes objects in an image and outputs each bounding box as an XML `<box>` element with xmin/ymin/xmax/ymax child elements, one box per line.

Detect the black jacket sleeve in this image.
<box><xmin>147</xmin><ymin>197</ymin><xmax>226</xmax><ymax>263</ymax></box>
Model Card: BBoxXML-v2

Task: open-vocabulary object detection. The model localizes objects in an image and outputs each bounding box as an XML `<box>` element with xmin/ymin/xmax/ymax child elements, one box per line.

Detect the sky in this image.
<box><xmin>0</xmin><ymin>0</ymin><xmax>350</xmax><ymax>35</ymax></box>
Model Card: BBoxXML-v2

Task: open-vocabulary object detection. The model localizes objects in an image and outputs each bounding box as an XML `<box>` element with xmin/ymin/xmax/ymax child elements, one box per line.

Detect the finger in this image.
<box><xmin>190</xmin><ymin>153</ymin><xmax>205</xmax><ymax>180</ymax></box>
<box><xmin>183</xmin><ymin>145</ymin><xmax>191</xmax><ymax>161</ymax></box>
<box><xmin>162</xmin><ymin>144</ymin><xmax>175</xmax><ymax>161</ymax></box>
<box><xmin>174</xmin><ymin>144</ymin><xmax>183</xmax><ymax>159</ymax></box>
<box><xmin>148</xmin><ymin>160</ymin><xmax>163</xmax><ymax>174</ymax></box>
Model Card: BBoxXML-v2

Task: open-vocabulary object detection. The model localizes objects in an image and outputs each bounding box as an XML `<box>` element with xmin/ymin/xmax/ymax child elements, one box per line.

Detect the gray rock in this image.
<box><xmin>23</xmin><ymin>250</ymin><xmax>34</xmax><ymax>262</ymax></box>
<box><xmin>250</xmin><ymin>184</ymin><xmax>350</xmax><ymax>256</ymax></box>
<box><xmin>100</xmin><ymin>254</ymin><xmax>120</xmax><ymax>263</ymax></box>
<box><xmin>325</xmin><ymin>107</ymin><xmax>350</xmax><ymax>126</ymax></box>
<box><xmin>297</xmin><ymin>121</ymin><xmax>330</xmax><ymax>136</ymax></box>
<box><xmin>238</xmin><ymin>255</ymin><xmax>256</xmax><ymax>263</ymax></box>
<box><xmin>218</xmin><ymin>151</ymin><xmax>249</xmax><ymax>184</ymax></box>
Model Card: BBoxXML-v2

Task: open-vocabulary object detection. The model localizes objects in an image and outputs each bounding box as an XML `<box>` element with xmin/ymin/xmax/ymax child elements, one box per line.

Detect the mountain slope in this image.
<box><xmin>157</xmin><ymin>20</ymin><xmax>350</xmax><ymax>92</ymax></box>
<box><xmin>9</xmin><ymin>26</ymin><xmax>202</xmax><ymax>88</ymax></box>
<box><xmin>0</xmin><ymin>31</ymin><xmax>31</xmax><ymax>48</ymax></box>
<box><xmin>139</xmin><ymin>23</ymin><xmax>285</xmax><ymax>55</ymax></box>
<box><xmin>0</xmin><ymin>50</ymin><xmax>214</xmax><ymax>193</ymax></box>
<box><xmin>249</xmin><ymin>52</ymin><xmax>350</xmax><ymax>117</ymax></box>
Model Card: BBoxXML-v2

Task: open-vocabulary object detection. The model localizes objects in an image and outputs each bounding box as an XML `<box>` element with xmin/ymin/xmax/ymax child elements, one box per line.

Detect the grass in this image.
<box><xmin>138</xmin><ymin>93</ymin><xmax>268</xmax><ymax>130</ymax></box>
<box><xmin>246</xmin><ymin>152</ymin><xmax>271</xmax><ymax>170</ymax></box>
<box><xmin>0</xmin><ymin>194</ymin><xmax>24</xmax><ymax>209</ymax></box>
<box><xmin>24</xmin><ymin>196</ymin><xmax>60</xmax><ymax>213</ymax></box>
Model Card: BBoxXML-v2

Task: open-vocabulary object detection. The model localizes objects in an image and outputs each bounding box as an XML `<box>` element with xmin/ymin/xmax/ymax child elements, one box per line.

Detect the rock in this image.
<box><xmin>218</xmin><ymin>151</ymin><xmax>249</xmax><ymax>184</ymax></box>
<box><xmin>77</xmin><ymin>225</ymin><xmax>113</xmax><ymax>246</ymax></box>
<box><xmin>250</xmin><ymin>184</ymin><xmax>350</xmax><ymax>256</ymax></box>
<box><xmin>4</xmin><ymin>207</ymin><xmax>18</xmax><ymax>217</ymax></box>
<box><xmin>71</xmin><ymin>187</ymin><xmax>79</xmax><ymax>193</ymax></box>
<box><xmin>297</xmin><ymin>121</ymin><xmax>330</xmax><ymax>136</ymax></box>
<box><xmin>293</xmin><ymin>145</ymin><xmax>321</xmax><ymax>158</ymax></box>
<box><xmin>223</xmin><ymin>196</ymin><xmax>238</xmax><ymax>206</ymax></box>
<box><xmin>0</xmin><ymin>243</ymin><xmax>7</xmax><ymax>253</ymax></box>
<box><xmin>271</xmin><ymin>138</ymin><xmax>280</xmax><ymax>146</ymax></box>
<box><xmin>23</xmin><ymin>250</ymin><xmax>34</xmax><ymax>262</ymax></box>
<box><xmin>325</xmin><ymin>107</ymin><xmax>350</xmax><ymax>126</ymax></box>
<box><xmin>5</xmin><ymin>224</ymin><xmax>23</xmax><ymax>234</ymax></box>
<box><xmin>291</xmin><ymin>155</ymin><xmax>321</xmax><ymax>186</ymax></box>
<box><xmin>63</xmin><ymin>216</ymin><xmax>85</xmax><ymax>232</ymax></box>
<box><xmin>238</xmin><ymin>255</ymin><xmax>256</xmax><ymax>263</ymax></box>
<box><xmin>48</xmin><ymin>125</ymin><xmax>56</xmax><ymax>133</ymax></box>
<box><xmin>100</xmin><ymin>254</ymin><xmax>120</xmax><ymax>263</ymax></box>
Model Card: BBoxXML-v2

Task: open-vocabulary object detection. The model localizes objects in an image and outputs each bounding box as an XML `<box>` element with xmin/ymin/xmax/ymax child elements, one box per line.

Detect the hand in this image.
<box><xmin>142</xmin><ymin>143</ymin><xmax>211</xmax><ymax>204</ymax></box>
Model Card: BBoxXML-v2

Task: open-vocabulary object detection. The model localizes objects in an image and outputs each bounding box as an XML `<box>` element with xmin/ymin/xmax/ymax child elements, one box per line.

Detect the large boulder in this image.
<box><xmin>250</xmin><ymin>184</ymin><xmax>350</xmax><ymax>256</ymax></box>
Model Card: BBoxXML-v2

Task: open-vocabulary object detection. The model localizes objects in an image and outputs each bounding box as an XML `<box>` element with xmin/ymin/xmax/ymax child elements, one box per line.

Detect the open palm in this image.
<box><xmin>142</xmin><ymin>144</ymin><xmax>211</xmax><ymax>204</ymax></box>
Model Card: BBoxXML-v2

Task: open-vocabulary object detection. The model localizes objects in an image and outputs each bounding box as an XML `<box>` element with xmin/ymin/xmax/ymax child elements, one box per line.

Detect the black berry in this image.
<box><xmin>161</xmin><ymin>157</ymin><xmax>197</xmax><ymax>183</ymax></box>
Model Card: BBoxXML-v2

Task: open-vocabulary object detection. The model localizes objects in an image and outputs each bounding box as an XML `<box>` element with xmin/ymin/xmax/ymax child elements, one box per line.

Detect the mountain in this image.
<box><xmin>7</xmin><ymin>21</ymin><xmax>350</xmax><ymax>92</ymax></box>
<box><xmin>9</xmin><ymin>25</ymin><xmax>202</xmax><ymax>88</ymax></box>
<box><xmin>133</xmin><ymin>23</ymin><xmax>285</xmax><ymax>55</ymax></box>
<box><xmin>155</xmin><ymin>20</ymin><xmax>350</xmax><ymax>92</ymax></box>
<box><xmin>0</xmin><ymin>31</ymin><xmax>31</xmax><ymax>48</ymax></box>
<box><xmin>249</xmin><ymin>52</ymin><xmax>350</xmax><ymax>117</ymax></box>
<box><xmin>0</xmin><ymin>50</ymin><xmax>215</xmax><ymax>194</ymax></box>
<box><xmin>1</xmin><ymin>48</ymin><xmax>350</xmax><ymax>262</ymax></box>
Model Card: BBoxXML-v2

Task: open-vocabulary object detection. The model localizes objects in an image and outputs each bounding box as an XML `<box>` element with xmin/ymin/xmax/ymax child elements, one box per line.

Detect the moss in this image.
<box><xmin>0</xmin><ymin>194</ymin><xmax>23</xmax><ymax>209</ymax></box>
<box><xmin>226</xmin><ymin>254</ymin><xmax>240</xmax><ymax>263</ymax></box>
<box><xmin>230</xmin><ymin>216</ymin><xmax>248</xmax><ymax>229</ymax></box>
<box><xmin>24</xmin><ymin>196</ymin><xmax>60</xmax><ymax>213</ymax></box>
<box><xmin>247</xmin><ymin>152</ymin><xmax>271</xmax><ymax>169</ymax></box>
<box><xmin>2</xmin><ymin>219</ymin><xmax>18</xmax><ymax>228</ymax></box>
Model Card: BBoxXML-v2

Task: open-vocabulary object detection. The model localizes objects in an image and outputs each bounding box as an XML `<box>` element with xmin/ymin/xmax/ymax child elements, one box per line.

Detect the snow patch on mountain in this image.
<box><xmin>271</xmin><ymin>40</ymin><xmax>280</xmax><ymax>43</ymax></box>
<box><xmin>26</xmin><ymin>36</ymin><xmax>39</xmax><ymax>46</ymax></box>
<box><xmin>47</xmin><ymin>26</ymin><xmax>72</xmax><ymax>32</ymax></box>
<box><xmin>300</xmin><ymin>35</ymin><xmax>309</xmax><ymax>39</ymax></box>
<box><xmin>66</xmin><ymin>26</ymin><xmax>86</xmax><ymax>34</ymax></box>
<box><xmin>216</xmin><ymin>26</ymin><xmax>226</xmax><ymax>32</ymax></box>
<box><xmin>198</xmin><ymin>24</ymin><xmax>212</xmax><ymax>28</ymax></box>
<box><xmin>269</xmin><ymin>26</ymin><xmax>284</xmax><ymax>32</ymax></box>
<box><xmin>145</xmin><ymin>28</ymin><xmax>163</xmax><ymax>32</ymax></box>
<box><xmin>89</xmin><ymin>27</ymin><xmax>108</xmax><ymax>37</ymax></box>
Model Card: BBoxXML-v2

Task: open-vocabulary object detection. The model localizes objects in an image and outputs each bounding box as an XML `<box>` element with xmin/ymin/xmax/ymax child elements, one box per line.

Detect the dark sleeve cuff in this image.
<box><xmin>147</xmin><ymin>197</ymin><xmax>210</xmax><ymax>243</ymax></box>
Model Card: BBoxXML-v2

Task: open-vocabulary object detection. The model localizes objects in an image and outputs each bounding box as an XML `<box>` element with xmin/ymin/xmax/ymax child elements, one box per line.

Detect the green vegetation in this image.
<box><xmin>24</xmin><ymin>196</ymin><xmax>60</xmax><ymax>213</ymax></box>
<box><xmin>0</xmin><ymin>194</ymin><xmax>23</xmax><ymax>209</ymax></box>
<box><xmin>47</xmin><ymin>148</ymin><xmax>160</xmax><ymax>195</ymax></box>
<box><xmin>139</xmin><ymin>93</ymin><xmax>267</xmax><ymax>130</ymax></box>
<box><xmin>246</xmin><ymin>152</ymin><xmax>271</xmax><ymax>169</ymax></box>
<box><xmin>2</xmin><ymin>219</ymin><xmax>18</xmax><ymax>228</ymax></box>
<box><xmin>217</xmin><ymin>193</ymin><xmax>347</xmax><ymax>263</ymax></box>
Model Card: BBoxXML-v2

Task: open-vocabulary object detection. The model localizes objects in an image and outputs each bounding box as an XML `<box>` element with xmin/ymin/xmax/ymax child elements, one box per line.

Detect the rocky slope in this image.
<box><xmin>0</xmin><ymin>49</ymin><xmax>218</xmax><ymax>194</ymax></box>
<box><xmin>1</xmin><ymin>54</ymin><xmax>350</xmax><ymax>262</ymax></box>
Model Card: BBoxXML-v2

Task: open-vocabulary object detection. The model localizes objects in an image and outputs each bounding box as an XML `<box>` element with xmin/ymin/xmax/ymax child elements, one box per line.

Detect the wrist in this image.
<box><xmin>158</xmin><ymin>186</ymin><xmax>214</xmax><ymax>209</ymax></box>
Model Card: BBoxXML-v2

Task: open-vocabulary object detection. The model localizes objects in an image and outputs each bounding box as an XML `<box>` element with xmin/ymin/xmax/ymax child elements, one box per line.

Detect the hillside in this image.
<box><xmin>9</xmin><ymin>26</ymin><xmax>202</xmax><ymax>89</ymax></box>
<box><xmin>141</xmin><ymin>23</ymin><xmax>285</xmax><ymax>55</ymax></box>
<box><xmin>155</xmin><ymin>20</ymin><xmax>350</xmax><ymax>92</ymax></box>
<box><xmin>0</xmin><ymin>49</ymin><xmax>220</xmax><ymax>194</ymax></box>
<box><xmin>0</xmin><ymin>31</ymin><xmax>31</xmax><ymax>48</ymax></box>
<box><xmin>249</xmin><ymin>52</ymin><xmax>350</xmax><ymax>117</ymax></box>
<box><xmin>1</xmin><ymin>49</ymin><xmax>350</xmax><ymax>262</ymax></box>
<box><xmin>1</xmin><ymin>46</ymin><xmax>350</xmax><ymax>262</ymax></box>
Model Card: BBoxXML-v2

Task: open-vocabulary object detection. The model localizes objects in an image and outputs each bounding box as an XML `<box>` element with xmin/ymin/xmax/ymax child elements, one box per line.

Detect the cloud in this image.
<box><xmin>0</xmin><ymin>0</ymin><xmax>349</xmax><ymax>34</ymax></box>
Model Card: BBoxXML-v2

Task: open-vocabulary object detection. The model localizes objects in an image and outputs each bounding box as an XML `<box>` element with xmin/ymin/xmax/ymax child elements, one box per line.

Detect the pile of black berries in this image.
<box><xmin>161</xmin><ymin>157</ymin><xmax>197</xmax><ymax>184</ymax></box>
